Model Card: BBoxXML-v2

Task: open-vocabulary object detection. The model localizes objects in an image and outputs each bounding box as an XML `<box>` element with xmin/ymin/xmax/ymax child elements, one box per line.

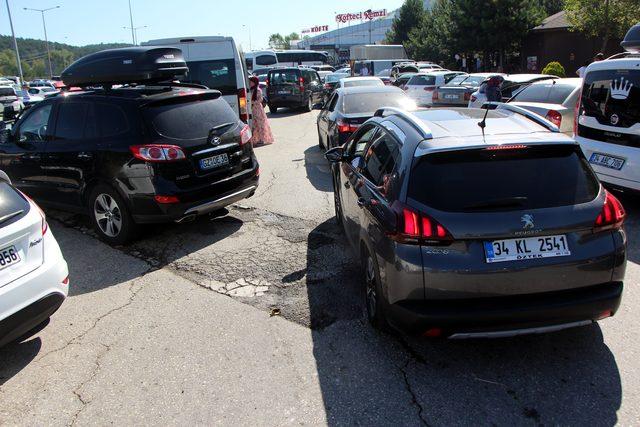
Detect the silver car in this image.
<box><xmin>325</xmin><ymin>104</ymin><xmax>627</xmax><ymax>338</ymax></box>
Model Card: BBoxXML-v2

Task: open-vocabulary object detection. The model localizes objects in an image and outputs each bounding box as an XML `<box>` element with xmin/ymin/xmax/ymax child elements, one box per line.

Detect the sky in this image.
<box><xmin>2</xmin><ymin>0</ymin><xmax>405</xmax><ymax>49</ymax></box>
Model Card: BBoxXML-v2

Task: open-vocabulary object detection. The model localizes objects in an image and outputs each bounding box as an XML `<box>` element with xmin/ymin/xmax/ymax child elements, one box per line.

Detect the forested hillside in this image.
<box><xmin>0</xmin><ymin>35</ymin><xmax>128</xmax><ymax>79</ymax></box>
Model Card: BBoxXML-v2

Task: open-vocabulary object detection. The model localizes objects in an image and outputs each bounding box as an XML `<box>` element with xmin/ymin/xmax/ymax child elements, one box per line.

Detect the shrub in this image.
<box><xmin>542</xmin><ymin>61</ymin><xmax>566</xmax><ymax>77</ymax></box>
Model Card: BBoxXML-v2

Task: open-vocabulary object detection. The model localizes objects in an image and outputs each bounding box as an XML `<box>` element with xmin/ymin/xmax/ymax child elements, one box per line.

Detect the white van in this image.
<box><xmin>142</xmin><ymin>36</ymin><xmax>250</xmax><ymax>123</ymax></box>
<box><xmin>245</xmin><ymin>50</ymin><xmax>278</xmax><ymax>72</ymax></box>
<box><xmin>574</xmin><ymin>27</ymin><xmax>640</xmax><ymax>193</ymax></box>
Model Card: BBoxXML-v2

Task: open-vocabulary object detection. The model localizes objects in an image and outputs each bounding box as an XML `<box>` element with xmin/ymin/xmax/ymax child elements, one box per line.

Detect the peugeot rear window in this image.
<box><xmin>343</xmin><ymin>93</ymin><xmax>414</xmax><ymax>114</ymax></box>
<box><xmin>183</xmin><ymin>59</ymin><xmax>238</xmax><ymax>96</ymax></box>
<box><xmin>581</xmin><ymin>69</ymin><xmax>640</xmax><ymax>128</ymax></box>
<box><xmin>511</xmin><ymin>82</ymin><xmax>576</xmax><ymax>104</ymax></box>
<box><xmin>408</xmin><ymin>145</ymin><xmax>599</xmax><ymax>212</ymax></box>
<box><xmin>144</xmin><ymin>97</ymin><xmax>238</xmax><ymax>140</ymax></box>
<box><xmin>0</xmin><ymin>181</ymin><xmax>29</xmax><ymax>229</ymax></box>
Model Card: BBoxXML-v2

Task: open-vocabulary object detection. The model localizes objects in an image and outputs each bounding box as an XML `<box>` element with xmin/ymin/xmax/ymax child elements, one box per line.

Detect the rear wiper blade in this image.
<box><xmin>208</xmin><ymin>122</ymin><xmax>236</xmax><ymax>136</ymax></box>
<box><xmin>0</xmin><ymin>210</ymin><xmax>24</xmax><ymax>225</ymax></box>
<box><xmin>463</xmin><ymin>197</ymin><xmax>528</xmax><ymax>211</ymax></box>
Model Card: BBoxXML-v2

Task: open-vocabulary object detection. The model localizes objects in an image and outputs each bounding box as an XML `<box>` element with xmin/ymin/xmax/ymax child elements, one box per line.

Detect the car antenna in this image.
<box><xmin>478</xmin><ymin>106</ymin><xmax>490</xmax><ymax>139</ymax></box>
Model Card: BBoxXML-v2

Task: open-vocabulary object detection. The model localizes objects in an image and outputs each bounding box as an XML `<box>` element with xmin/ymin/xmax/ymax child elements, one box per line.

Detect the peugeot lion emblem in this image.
<box><xmin>521</xmin><ymin>214</ymin><xmax>535</xmax><ymax>230</ymax></box>
<box><xmin>610</xmin><ymin>114</ymin><xmax>620</xmax><ymax>126</ymax></box>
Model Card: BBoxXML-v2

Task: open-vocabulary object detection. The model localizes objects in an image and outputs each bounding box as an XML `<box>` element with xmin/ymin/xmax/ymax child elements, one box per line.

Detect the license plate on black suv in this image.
<box><xmin>200</xmin><ymin>153</ymin><xmax>229</xmax><ymax>171</ymax></box>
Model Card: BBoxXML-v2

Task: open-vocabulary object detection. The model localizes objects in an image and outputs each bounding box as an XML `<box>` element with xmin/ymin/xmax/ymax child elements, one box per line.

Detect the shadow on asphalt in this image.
<box><xmin>304</xmin><ymin>146</ymin><xmax>333</xmax><ymax>193</ymax></box>
<box><xmin>0</xmin><ymin>337</ymin><xmax>41</xmax><ymax>386</ymax></box>
<box><xmin>305</xmin><ymin>218</ymin><xmax>622</xmax><ymax>425</ymax></box>
<box><xmin>50</xmin><ymin>211</ymin><xmax>243</xmax><ymax>296</ymax></box>
<box><xmin>267</xmin><ymin>108</ymin><xmax>311</xmax><ymax>119</ymax></box>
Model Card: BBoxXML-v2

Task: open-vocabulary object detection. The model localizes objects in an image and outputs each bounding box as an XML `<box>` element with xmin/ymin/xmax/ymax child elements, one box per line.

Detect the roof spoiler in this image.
<box><xmin>140</xmin><ymin>89</ymin><xmax>222</xmax><ymax>107</ymax></box>
<box><xmin>482</xmin><ymin>102</ymin><xmax>559</xmax><ymax>133</ymax></box>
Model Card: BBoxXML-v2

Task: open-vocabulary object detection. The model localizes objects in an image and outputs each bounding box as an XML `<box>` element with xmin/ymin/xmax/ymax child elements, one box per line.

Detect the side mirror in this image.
<box><xmin>312</xmin><ymin>102</ymin><xmax>324</xmax><ymax>110</ymax></box>
<box><xmin>325</xmin><ymin>146</ymin><xmax>345</xmax><ymax>163</ymax></box>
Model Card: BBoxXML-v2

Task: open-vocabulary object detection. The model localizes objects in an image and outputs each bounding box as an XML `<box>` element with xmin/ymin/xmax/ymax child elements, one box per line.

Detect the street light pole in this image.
<box><xmin>123</xmin><ymin>25</ymin><xmax>147</xmax><ymax>46</ymax></box>
<box><xmin>128</xmin><ymin>0</ymin><xmax>136</xmax><ymax>45</ymax></box>
<box><xmin>24</xmin><ymin>6</ymin><xmax>60</xmax><ymax>79</ymax></box>
<box><xmin>5</xmin><ymin>0</ymin><xmax>24</xmax><ymax>82</ymax></box>
<box><xmin>242</xmin><ymin>25</ymin><xmax>252</xmax><ymax>51</ymax></box>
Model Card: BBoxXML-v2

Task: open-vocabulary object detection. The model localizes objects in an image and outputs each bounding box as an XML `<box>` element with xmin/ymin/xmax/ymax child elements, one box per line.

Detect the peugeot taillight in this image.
<box><xmin>130</xmin><ymin>145</ymin><xmax>186</xmax><ymax>162</ymax></box>
<box><xmin>545</xmin><ymin>110</ymin><xmax>562</xmax><ymax>128</ymax></box>
<box><xmin>391</xmin><ymin>202</ymin><xmax>452</xmax><ymax>244</ymax></box>
<box><xmin>238</xmin><ymin>87</ymin><xmax>248</xmax><ymax>123</ymax></box>
<box><xmin>594</xmin><ymin>190</ymin><xmax>625</xmax><ymax>232</ymax></box>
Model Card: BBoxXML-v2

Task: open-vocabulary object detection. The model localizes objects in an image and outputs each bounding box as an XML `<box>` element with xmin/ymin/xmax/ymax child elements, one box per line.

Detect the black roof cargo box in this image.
<box><xmin>61</xmin><ymin>47</ymin><xmax>188</xmax><ymax>87</ymax></box>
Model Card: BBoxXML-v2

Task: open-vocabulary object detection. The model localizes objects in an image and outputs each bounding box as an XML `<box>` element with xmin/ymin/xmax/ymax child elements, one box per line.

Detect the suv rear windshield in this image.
<box><xmin>580</xmin><ymin>69</ymin><xmax>640</xmax><ymax>128</ymax></box>
<box><xmin>408</xmin><ymin>145</ymin><xmax>599</xmax><ymax>212</ymax></box>
<box><xmin>408</xmin><ymin>75</ymin><xmax>436</xmax><ymax>86</ymax></box>
<box><xmin>183</xmin><ymin>59</ymin><xmax>238</xmax><ymax>96</ymax></box>
<box><xmin>0</xmin><ymin>88</ymin><xmax>15</xmax><ymax>97</ymax></box>
<box><xmin>511</xmin><ymin>82</ymin><xmax>576</xmax><ymax>104</ymax></box>
<box><xmin>0</xmin><ymin>181</ymin><xmax>29</xmax><ymax>229</ymax></box>
<box><xmin>268</xmin><ymin>69</ymin><xmax>300</xmax><ymax>84</ymax></box>
<box><xmin>343</xmin><ymin>93</ymin><xmax>413</xmax><ymax>114</ymax></box>
<box><xmin>144</xmin><ymin>97</ymin><xmax>238</xmax><ymax>140</ymax></box>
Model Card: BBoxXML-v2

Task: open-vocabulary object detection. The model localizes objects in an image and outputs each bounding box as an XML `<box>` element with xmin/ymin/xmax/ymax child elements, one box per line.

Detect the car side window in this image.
<box><xmin>312</xmin><ymin>72</ymin><xmax>321</xmax><ymax>85</ymax></box>
<box><xmin>16</xmin><ymin>103</ymin><xmax>53</xmax><ymax>143</ymax></box>
<box><xmin>344</xmin><ymin>125</ymin><xmax>378</xmax><ymax>167</ymax></box>
<box><xmin>327</xmin><ymin>94</ymin><xmax>339</xmax><ymax>112</ymax></box>
<box><xmin>96</xmin><ymin>103</ymin><xmax>130</xmax><ymax>138</ymax></box>
<box><xmin>54</xmin><ymin>102</ymin><xmax>93</xmax><ymax>141</ymax></box>
<box><xmin>362</xmin><ymin>130</ymin><xmax>400</xmax><ymax>187</ymax></box>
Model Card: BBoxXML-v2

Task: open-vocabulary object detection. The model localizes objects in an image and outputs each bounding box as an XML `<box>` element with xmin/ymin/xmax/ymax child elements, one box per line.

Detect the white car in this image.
<box><xmin>337</xmin><ymin>76</ymin><xmax>385</xmax><ymax>89</ymax></box>
<box><xmin>575</xmin><ymin>53</ymin><xmax>640</xmax><ymax>192</ymax></box>
<box><xmin>508</xmin><ymin>77</ymin><xmax>582</xmax><ymax>136</ymax></box>
<box><xmin>404</xmin><ymin>71</ymin><xmax>466</xmax><ymax>106</ymax></box>
<box><xmin>0</xmin><ymin>170</ymin><xmax>68</xmax><ymax>347</ymax></box>
<box><xmin>0</xmin><ymin>86</ymin><xmax>24</xmax><ymax>116</ymax></box>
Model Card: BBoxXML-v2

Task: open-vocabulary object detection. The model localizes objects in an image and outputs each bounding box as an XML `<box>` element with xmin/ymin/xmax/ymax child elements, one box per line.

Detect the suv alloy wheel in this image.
<box><xmin>89</xmin><ymin>185</ymin><xmax>136</xmax><ymax>245</ymax></box>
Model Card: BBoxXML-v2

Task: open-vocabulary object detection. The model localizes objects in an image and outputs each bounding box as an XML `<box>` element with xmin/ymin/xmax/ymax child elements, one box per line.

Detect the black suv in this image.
<box><xmin>266</xmin><ymin>67</ymin><xmax>324</xmax><ymax>113</ymax></box>
<box><xmin>0</xmin><ymin>86</ymin><xmax>259</xmax><ymax>244</ymax></box>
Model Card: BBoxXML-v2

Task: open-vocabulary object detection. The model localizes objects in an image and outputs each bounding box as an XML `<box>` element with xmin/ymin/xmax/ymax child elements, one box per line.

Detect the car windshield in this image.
<box><xmin>41</xmin><ymin>87</ymin><xmax>56</xmax><ymax>93</ymax></box>
<box><xmin>343</xmin><ymin>92</ymin><xmax>415</xmax><ymax>114</ymax></box>
<box><xmin>326</xmin><ymin>73</ymin><xmax>349</xmax><ymax>83</ymax></box>
<box><xmin>342</xmin><ymin>79</ymin><xmax>384</xmax><ymax>88</ymax></box>
<box><xmin>408</xmin><ymin>145</ymin><xmax>599</xmax><ymax>212</ymax></box>
<box><xmin>0</xmin><ymin>87</ymin><xmax>15</xmax><ymax>96</ymax></box>
<box><xmin>444</xmin><ymin>75</ymin><xmax>486</xmax><ymax>88</ymax></box>
<box><xmin>510</xmin><ymin>82</ymin><xmax>577</xmax><ymax>104</ymax></box>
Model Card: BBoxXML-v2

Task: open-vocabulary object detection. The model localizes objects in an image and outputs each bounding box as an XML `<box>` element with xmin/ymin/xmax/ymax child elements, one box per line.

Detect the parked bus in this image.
<box><xmin>276</xmin><ymin>50</ymin><xmax>330</xmax><ymax>67</ymax></box>
<box><xmin>245</xmin><ymin>50</ymin><xmax>278</xmax><ymax>72</ymax></box>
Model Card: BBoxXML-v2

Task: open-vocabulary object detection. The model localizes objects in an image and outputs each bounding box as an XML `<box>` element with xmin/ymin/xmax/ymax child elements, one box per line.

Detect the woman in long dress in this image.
<box><xmin>248</xmin><ymin>76</ymin><xmax>274</xmax><ymax>146</ymax></box>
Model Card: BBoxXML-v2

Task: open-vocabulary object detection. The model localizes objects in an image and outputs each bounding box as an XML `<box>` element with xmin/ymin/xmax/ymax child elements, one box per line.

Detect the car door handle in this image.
<box><xmin>77</xmin><ymin>152</ymin><xmax>93</xmax><ymax>160</ymax></box>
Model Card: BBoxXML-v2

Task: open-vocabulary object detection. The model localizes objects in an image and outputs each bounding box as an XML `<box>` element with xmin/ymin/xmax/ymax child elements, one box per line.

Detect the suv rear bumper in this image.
<box><xmin>385</xmin><ymin>282</ymin><xmax>623</xmax><ymax>337</ymax></box>
<box><xmin>131</xmin><ymin>164</ymin><xmax>259</xmax><ymax>224</ymax></box>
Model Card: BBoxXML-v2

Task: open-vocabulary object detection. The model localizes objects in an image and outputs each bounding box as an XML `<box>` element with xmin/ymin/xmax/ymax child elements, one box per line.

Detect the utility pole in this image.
<box><xmin>24</xmin><ymin>6</ymin><xmax>60</xmax><ymax>79</ymax></box>
<box><xmin>242</xmin><ymin>25</ymin><xmax>252</xmax><ymax>51</ymax></box>
<box><xmin>5</xmin><ymin>0</ymin><xmax>24</xmax><ymax>82</ymax></box>
<box><xmin>128</xmin><ymin>0</ymin><xmax>136</xmax><ymax>45</ymax></box>
<box><xmin>123</xmin><ymin>25</ymin><xmax>147</xmax><ymax>46</ymax></box>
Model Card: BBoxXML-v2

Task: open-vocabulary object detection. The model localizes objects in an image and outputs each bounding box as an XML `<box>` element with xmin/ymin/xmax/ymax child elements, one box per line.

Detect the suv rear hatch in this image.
<box><xmin>405</xmin><ymin>144</ymin><xmax>618</xmax><ymax>299</ymax></box>
<box><xmin>140</xmin><ymin>91</ymin><xmax>252</xmax><ymax>196</ymax></box>
<box><xmin>0</xmin><ymin>183</ymin><xmax>44</xmax><ymax>287</ymax></box>
<box><xmin>267</xmin><ymin>69</ymin><xmax>302</xmax><ymax>102</ymax></box>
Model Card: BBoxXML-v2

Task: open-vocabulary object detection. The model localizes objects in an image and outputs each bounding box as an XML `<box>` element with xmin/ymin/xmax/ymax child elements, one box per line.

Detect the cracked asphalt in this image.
<box><xmin>1</xmin><ymin>109</ymin><xmax>639</xmax><ymax>426</ymax></box>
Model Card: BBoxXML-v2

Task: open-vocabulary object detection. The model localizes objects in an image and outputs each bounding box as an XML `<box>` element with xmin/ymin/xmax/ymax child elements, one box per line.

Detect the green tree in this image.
<box><xmin>542</xmin><ymin>61</ymin><xmax>566</xmax><ymax>76</ymax></box>
<box><xmin>540</xmin><ymin>0</ymin><xmax>565</xmax><ymax>15</ymax></box>
<box><xmin>268</xmin><ymin>32</ymin><xmax>301</xmax><ymax>49</ymax></box>
<box><xmin>386</xmin><ymin>0</ymin><xmax>426</xmax><ymax>44</ymax></box>
<box><xmin>407</xmin><ymin>0</ymin><xmax>455</xmax><ymax>63</ymax></box>
<box><xmin>565</xmin><ymin>0</ymin><xmax>640</xmax><ymax>52</ymax></box>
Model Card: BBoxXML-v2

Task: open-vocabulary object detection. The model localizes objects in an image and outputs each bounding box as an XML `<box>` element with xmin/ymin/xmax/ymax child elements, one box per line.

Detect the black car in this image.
<box><xmin>0</xmin><ymin>86</ymin><xmax>259</xmax><ymax>245</ymax></box>
<box><xmin>266</xmin><ymin>67</ymin><xmax>324</xmax><ymax>113</ymax></box>
<box><xmin>316</xmin><ymin>86</ymin><xmax>415</xmax><ymax>150</ymax></box>
<box><xmin>324</xmin><ymin>106</ymin><xmax>626</xmax><ymax>337</ymax></box>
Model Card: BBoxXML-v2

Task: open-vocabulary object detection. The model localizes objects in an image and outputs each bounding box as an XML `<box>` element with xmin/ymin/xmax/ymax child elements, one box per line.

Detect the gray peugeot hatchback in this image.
<box><xmin>325</xmin><ymin>104</ymin><xmax>627</xmax><ymax>338</ymax></box>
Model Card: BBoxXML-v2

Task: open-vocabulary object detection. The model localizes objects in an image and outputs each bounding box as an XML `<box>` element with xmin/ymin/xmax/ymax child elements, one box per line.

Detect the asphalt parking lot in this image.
<box><xmin>1</xmin><ymin>109</ymin><xmax>639</xmax><ymax>426</ymax></box>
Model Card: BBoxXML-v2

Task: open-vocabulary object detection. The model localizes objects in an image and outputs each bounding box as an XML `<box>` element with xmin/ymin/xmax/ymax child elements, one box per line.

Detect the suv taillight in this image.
<box><xmin>545</xmin><ymin>110</ymin><xmax>562</xmax><ymax>128</ymax></box>
<box><xmin>240</xmin><ymin>124</ymin><xmax>252</xmax><ymax>145</ymax></box>
<box><xmin>390</xmin><ymin>201</ymin><xmax>452</xmax><ymax>245</ymax></box>
<box><xmin>299</xmin><ymin>76</ymin><xmax>305</xmax><ymax>91</ymax></box>
<box><xmin>238</xmin><ymin>87</ymin><xmax>248</xmax><ymax>123</ymax></box>
<box><xmin>130</xmin><ymin>145</ymin><xmax>186</xmax><ymax>162</ymax></box>
<box><xmin>594</xmin><ymin>190</ymin><xmax>625</xmax><ymax>232</ymax></box>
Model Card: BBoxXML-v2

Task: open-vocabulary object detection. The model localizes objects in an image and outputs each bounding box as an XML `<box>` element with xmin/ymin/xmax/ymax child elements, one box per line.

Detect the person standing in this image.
<box><xmin>248</xmin><ymin>76</ymin><xmax>274</xmax><ymax>146</ymax></box>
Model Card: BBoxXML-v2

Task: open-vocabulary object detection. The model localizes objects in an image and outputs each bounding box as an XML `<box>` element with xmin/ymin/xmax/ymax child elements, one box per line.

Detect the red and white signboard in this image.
<box><xmin>335</xmin><ymin>9</ymin><xmax>387</xmax><ymax>24</ymax></box>
<box><xmin>302</xmin><ymin>25</ymin><xmax>330</xmax><ymax>34</ymax></box>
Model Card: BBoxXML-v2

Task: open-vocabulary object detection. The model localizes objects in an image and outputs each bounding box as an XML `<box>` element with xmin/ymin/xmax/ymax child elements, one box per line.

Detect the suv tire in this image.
<box><xmin>269</xmin><ymin>104</ymin><xmax>278</xmax><ymax>114</ymax></box>
<box><xmin>362</xmin><ymin>246</ymin><xmax>389</xmax><ymax>331</ymax></box>
<box><xmin>89</xmin><ymin>184</ymin><xmax>137</xmax><ymax>245</ymax></box>
<box><xmin>305</xmin><ymin>96</ymin><xmax>313</xmax><ymax>112</ymax></box>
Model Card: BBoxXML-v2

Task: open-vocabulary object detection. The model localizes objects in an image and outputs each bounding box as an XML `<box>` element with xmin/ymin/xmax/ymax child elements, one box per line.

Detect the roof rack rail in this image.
<box><xmin>606</xmin><ymin>52</ymin><xmax>640</xmax><ymax>60</ymax></box>
<box><xmin>374</xmin><ymin>107</ymin><xmax>433</xmax><ymax>139</ymax></box>
<box><xmin>482</xmin><ymin>102</ymin><xmax>559</xmax><ymax>133</ymax></box>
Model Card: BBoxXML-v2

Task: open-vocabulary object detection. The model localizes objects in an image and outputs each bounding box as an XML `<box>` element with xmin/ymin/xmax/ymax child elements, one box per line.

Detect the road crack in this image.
<box><xmin>400</xmin><ymin>359</ymin><xmax>430</xmax><ymax>426</ymax></box>
<box><xmin>69</xmin><ymin>342</ymin><xmax>111</xmax><ymax>426</ymax></box>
